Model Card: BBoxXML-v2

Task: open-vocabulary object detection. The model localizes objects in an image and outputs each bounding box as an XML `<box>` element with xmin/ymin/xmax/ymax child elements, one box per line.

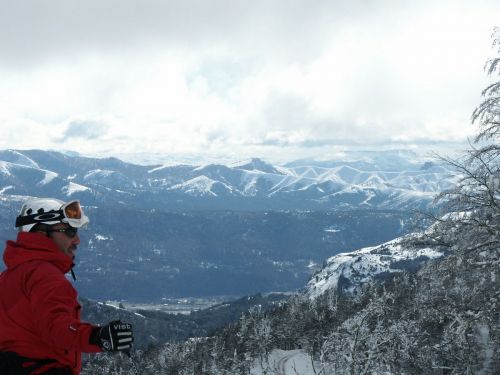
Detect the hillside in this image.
<box><xmin>304</xmin><ymin>231</ymin><xmax>446</xmax><ymax>298</ymax></box>
<box><xmin>80</xmin><ymin>293</ymin><xmax>289</xmax><ymax>350</ymax></box>
<box><xmin>81</xmin><ymin>220</ymin><xmax>497</xmax><ymax>374</ymax></box>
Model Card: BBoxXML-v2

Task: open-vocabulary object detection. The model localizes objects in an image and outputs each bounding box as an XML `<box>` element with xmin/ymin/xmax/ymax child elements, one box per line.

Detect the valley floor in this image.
<box><xmin>104</xmin><ymin>296</ymin><xmax>233</xmax><ymax>315</ymax></box>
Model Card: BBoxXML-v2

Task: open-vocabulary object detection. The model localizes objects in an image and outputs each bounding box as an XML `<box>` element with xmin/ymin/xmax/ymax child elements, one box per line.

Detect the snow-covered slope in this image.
<box><xmin>169</xmin><ymin>175</ymin><xmax>237</xmax><ymax>196</ymax></box>
<box><xmin>305</xmin><ymin>234</ymin><xmax>445</xmax><ymax>298</ymax></box>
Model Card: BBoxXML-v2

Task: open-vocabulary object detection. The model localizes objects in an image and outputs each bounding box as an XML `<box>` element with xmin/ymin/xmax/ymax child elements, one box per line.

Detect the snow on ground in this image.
<box><xmin>62</xmin><ymin>182</ymin><xmax>90</xmax><ymax>196</ymax></box>
<box><xmin>94</xmin><ymin>234</ymin><xmax>112</xmax><ymax>241</ymax></box>
<box><xmin>84</xmin><ymin>169</ymin><xmax>113</xmax><ymax>179</ymax></box>
<box><xmin>305</xmin><ymin>236</ymin><xmax>445</xmax><ymax>299</ymax></box>
<box><xmin>251</xmin><ymin>349</ymin><xmax>318</xmax><ymax>375</ymax></box>
<box><xmin>39</xmin><ymin>170</ymin><xmax>58</xmax><ymax>185</ymax></box>
<box><xmin>0</xmin><ymin>161</ymin><xmax>12</xmax><ymax>176</ymax></box>
<box><xmin>169</xmin><ymin>175</ymin><xmax>219</xmax><ymax>196</ymax></box>
<box><xmin>6</xmin><ymin>150</ymin><xmax>40</xmax><ymax>169</ymax></box>
<box><xmin>0</xmin><ymin>185</ymin><xmax>14</xmax><ymax>194</ymax></box>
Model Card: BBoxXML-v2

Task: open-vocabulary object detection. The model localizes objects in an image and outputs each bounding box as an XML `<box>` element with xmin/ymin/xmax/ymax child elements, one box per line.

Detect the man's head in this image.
<box><xmin>15</xmin><ymin>198</ymin><xmax>89</xmax><ymax>260</ymax></box>
<box><xmin>33</xmin><ymin>222</ymin><xmax>81</xmax><ymax>260</ymax></box>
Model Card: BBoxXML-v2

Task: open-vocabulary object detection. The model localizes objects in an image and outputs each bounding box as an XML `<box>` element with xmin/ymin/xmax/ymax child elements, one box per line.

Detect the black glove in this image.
<box><xmin>90</xmin><ymin>320</ymin><xmax>134</xmax><ymax>352</ymax></box>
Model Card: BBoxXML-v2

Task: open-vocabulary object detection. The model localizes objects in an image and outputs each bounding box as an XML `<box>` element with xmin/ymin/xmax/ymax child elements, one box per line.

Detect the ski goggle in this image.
<box><xmin>15</xmin><ymin>200</ymin><xmax>89</xmax><ymax>229</ymax></box>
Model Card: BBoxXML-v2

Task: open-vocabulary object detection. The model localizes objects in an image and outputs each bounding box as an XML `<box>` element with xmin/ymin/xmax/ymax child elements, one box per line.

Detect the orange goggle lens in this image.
<box><xmin>64</xmin><ymin>201</ymin><xmax>82</xmax><ymax>219</ymax></box>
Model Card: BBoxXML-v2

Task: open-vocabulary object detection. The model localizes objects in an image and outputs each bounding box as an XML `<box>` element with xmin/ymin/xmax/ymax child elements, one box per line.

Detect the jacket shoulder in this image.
<box><xmin>21</xmin><ymin>260</ymin><xmax>76</xmax><ymax>297</ymax></box>
<box><xmin>22</xmin><ymin>259</ymin><xmax>66</xmax><ymax>279</ymax></box>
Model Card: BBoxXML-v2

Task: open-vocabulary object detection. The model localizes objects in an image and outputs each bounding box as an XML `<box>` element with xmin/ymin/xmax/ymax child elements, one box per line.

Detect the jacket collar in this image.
<box><xmin>3</xmin><ymin>232</ymin><xmax>73</xmax><ymax>274</ymax></box>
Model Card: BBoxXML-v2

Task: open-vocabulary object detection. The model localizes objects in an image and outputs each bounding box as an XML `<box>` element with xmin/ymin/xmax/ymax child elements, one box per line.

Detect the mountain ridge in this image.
<box><xmin>0</xmin><ymin>149</ymin><xmax>456</xmax><ymax>211</ymax></box>
<box><xmin>304</xmin><ymin>232</ymin><xmax>446</xmax><ymax>299</ymax></box>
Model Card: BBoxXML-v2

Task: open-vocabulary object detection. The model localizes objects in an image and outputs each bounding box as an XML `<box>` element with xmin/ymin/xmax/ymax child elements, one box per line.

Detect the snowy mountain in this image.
<box><xmin>0</xmin><ymin>149</ymin><xmax>457</xmax><ymax>211</ymax></box>
<box><xmin>0</xmin><ymin>149</ymin><xmax>454</xmax><ymax>300</ymax></box>
<box><xmin>305</xmin><ymin>233</ymin><xmax>446</xmax><ymax>298</ymax></box>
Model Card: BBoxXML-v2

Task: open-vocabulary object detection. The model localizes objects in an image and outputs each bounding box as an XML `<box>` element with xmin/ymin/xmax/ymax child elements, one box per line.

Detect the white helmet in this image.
<box><xmin>15</xmin><ymin>198</ymin><xmax>90</xmax><ymax>232</ymax></box>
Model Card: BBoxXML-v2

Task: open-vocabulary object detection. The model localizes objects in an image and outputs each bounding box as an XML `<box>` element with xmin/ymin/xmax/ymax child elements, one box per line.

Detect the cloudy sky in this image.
<box><xmin>0</xmin><ymin>0</ymin><xmax>499</xmax><ymax>164</ymax></box>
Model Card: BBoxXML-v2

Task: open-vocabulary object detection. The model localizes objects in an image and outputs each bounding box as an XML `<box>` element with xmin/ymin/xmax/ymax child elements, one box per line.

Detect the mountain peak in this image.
<box><xmin>232</xmin><ymin>158</ymin><xmax>283</xmax><ymax>175</ymax></box>
<box><xmin>0</xmin><ymin>150</ymin><xmax>40</xmax><ymax>169</ymax></box>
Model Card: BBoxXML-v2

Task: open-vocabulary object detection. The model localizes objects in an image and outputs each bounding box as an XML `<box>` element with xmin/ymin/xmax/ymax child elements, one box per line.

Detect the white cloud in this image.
<box><xmin>0</xmin><ymin>0</ymin><xmax>498</xmax><ymax>163</ymax></box>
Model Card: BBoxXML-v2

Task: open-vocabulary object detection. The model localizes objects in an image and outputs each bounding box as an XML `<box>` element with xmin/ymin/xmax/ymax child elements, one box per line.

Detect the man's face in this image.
<box><xmin>49</xmin><ymin>223</ymin><xmax>80</xmax><ymax>261</ymax></box>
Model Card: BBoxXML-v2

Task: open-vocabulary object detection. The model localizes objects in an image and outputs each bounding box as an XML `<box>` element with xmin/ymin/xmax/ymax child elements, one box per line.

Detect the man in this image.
<box><xmin>0</xmin><ymin>198</ymin><xmax>134</xmax><ymax>374</ymax></box>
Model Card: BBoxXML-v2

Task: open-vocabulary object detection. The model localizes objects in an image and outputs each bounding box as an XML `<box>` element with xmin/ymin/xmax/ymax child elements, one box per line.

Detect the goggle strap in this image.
<box><xmin>15</xmin><ymin>210</ymin><xmax>65</xmax><ymax>227</ymax></box>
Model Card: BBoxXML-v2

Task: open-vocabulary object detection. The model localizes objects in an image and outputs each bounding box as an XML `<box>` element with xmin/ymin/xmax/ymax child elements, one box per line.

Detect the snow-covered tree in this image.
<box><xmin>429</xmin><ymin>28</ymin><xmax>500</xmax><ymax>253</ymax></box>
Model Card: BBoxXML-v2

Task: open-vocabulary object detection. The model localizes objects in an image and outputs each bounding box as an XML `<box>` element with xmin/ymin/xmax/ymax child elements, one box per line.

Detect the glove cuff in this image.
<box><xmin>89</xmin><ymin>326</ymin><xmax>102</xmax><ymax>347</ymax></box>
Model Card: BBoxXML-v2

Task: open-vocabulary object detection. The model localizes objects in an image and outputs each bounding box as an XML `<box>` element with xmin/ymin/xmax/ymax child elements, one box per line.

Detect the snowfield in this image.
<box><xmin>251</xmin><ymin>349</ymin><xmax>318</xmax><ymax>375</ymax></box>
<box><xmin>305</xmin><ymin>235</ymin><xmax>445</xmax><ymax>298</ymax></box>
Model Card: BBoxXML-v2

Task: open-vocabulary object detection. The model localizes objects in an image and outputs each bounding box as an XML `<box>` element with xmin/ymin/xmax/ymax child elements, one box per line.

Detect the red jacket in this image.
<box><xmin>0</xmin><ymin>232</ymin><xmax>101</xmax><ymax>374</ymax></box>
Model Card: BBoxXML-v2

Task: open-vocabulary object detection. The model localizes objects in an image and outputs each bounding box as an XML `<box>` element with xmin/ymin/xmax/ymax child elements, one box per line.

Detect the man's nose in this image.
<box><xmin>73</xmin><ymin>233</ymin><xmax>80</xmax><ymax>245</ymax></box>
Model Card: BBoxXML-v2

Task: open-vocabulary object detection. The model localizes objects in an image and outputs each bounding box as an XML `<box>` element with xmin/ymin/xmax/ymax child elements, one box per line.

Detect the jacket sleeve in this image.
<box><xmin>25</xmin><ymin>262</ymin><xmax>102</xmax><ymax>353</ymax></box>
